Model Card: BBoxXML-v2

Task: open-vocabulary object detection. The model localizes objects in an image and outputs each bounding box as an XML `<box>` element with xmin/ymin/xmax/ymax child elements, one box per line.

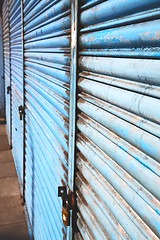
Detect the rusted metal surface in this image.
<box><xmin>2</xmin><ymin>0</ymin><xmax>11</xmax><ymax>144</ymax></box>
<box><xmin>75</xmin><ymin>0</ymin><xmax>160</xmax><ymax>239</ymax></box>
<box><xmin>68</xmin><ymin>0</ymin><xmax>79</xmax><ymax>239</ymax></box>
<box><xmin>80</xmin><ymin>0</ymin><xmax>160</xmax><ymax>27</ymax></box>
<box><xmin>21</xmin><ymin>0</ymin><xmax>26</xmax><ymax>203</ymax></box>
<box><xmin>8</xmin><ymin>0</ymin><xmax>24</xmax><ymax>192</ymax></box>
<box><xmin>23</xmin><ymin>1</ymin><xmax>71</xmax><ymax>239</ymax></box>
<box><xmin>2</xmin><ymin>0</ymin><xmax>160</xmax><ymax>239</ymax></box>
<box><xmin>79</xmin><ymin>57</ymin><xmax>160</xmax><ymax>86</ymax></box>
<box><xmin>0</xmin><ymin>17</ymin><xmax>4</xmax><ymax>118</ymax></box>
<box><xmin>79</xmin><ymin>72</ymin><xmax>160</xmax><ymax>99</ymax></box>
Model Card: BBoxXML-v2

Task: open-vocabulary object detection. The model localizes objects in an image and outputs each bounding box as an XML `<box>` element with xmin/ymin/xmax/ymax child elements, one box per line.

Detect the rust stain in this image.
<box><xmin>138</xmin><ymin>31</ymin><xmax>160</xmax><ymax>41</ymax></box>
<box><xmin>156</xmin><ymin>30</ymin><xmax>160</xmax><ymax>40</ymax></box>
<box><xmin>60</xmin><ymin>178</ymin><xmax>65</xmax><ymax>187</ymax></box>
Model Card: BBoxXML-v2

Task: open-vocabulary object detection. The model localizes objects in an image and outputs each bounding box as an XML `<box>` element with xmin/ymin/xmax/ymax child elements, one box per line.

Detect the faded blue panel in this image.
<box><xmin>75</xmin><ymin>0</ymin><xmax>160</xmax><ymax>240</ymax></box>
<box><xmin>0</xmin><ymin>17</ymin><xmax>4</xmax><ymax>117</ymax></box>
<box><xmin>24</xmin><ymin>1</ymin><xmax>71</xmax><ymax>239</ymax></box>
<box><xmin>9</xmin><ymin>0</ymin><xmax>23</xmax><ymax>186</ymax></box>
<box><xmin>80</xmin><ymin>19</ymin><xmax>160</xmax><ymax>49</ymax></box>
<box><xmin>2</xmin><ymin>0</ymin><xmax>11</xmax><ymax>142</ymax></box>
<box><xmin>80</xmin><ymin>0</ymin><xmax>160</xmax><ymax>27</ymax></box>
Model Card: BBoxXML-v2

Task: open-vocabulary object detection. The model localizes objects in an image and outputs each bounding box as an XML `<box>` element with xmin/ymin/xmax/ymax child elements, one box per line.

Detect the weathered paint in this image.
<box><xmin>75</xmin><ymin>1</ymin><xmax>160</xmax><ymax>239</ymax></box>
<box><xmin>79</xmin><ymin>57</ymin><xmax>160</xmax><ymax>86</ymax></box>
<box><xmin>2</xmin><ymin>0</ymin><xmax>160</xmax><ymax>240</ymax></box>
<box><xmin>8</xmin><ymin>0</ymin><xmax>24</xmax><ymax>188</ymax></box>
<box><xmin>23</xmin><ymin>1</ymin><xmax>71</xmax><ymax>239</ymax></box>
<box><xmin>0</xmin><ymin>17</ymin><xmax>4</xmax><ymax>117</ymax></box>
<box><xmin>67</xmin><ymin>0</ymin><xmax>79</xmax><ymax>239</ymax></box>
<box><xmin>80</xmin><ymin>20</ymin><xmax>160</xmax><ymax>49</ymax></box>
<box><xmin>2</xmin><ymin>0</ymin><xmax>72</xmax><ymax>239</ymax></box>
<box><xmin>80</xmin><ymin>0</ymin><xmax>160</xmax><ymax>27</ymax></box>
<box><xmin>24</xmin><ymin>0</ymin><xmax>70</xmax><ymax>33</ymax></box>
<box><xmin>2</xmin><ymin>0</ymin><xmax>11</xmax><ymax>143</ymax></box>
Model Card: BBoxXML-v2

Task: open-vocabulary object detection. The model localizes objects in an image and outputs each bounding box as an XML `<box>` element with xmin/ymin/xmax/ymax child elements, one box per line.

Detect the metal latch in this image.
<box><xmin>7</xmin><ymin>86</ymin><xmax>11</xmax><ymax>94</ymax></box>
<box><xmin>58</xmin><ymin>186</ymin><xmax>75</xmax><ymax>226</ymax></box>
<box><xmin>18</xmin><ymin>105</ymin><xmax>24</xmax><ymax>120</ymax></box>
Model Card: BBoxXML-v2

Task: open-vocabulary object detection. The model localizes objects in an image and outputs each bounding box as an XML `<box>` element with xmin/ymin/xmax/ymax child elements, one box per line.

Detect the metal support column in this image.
<box><xmin>21</xmin><ymin>0</ymin><xmax>26</xmax><ymax>203</ymax></box>
<box><xmin>8</xmin><ymin>0</ymin><xmax>12</xmax><ymax>147</ymax></box>
<box><xmin>68</xmin><ymin>0</ymin><xmax>79</xmax><ymax>239</ymax></box>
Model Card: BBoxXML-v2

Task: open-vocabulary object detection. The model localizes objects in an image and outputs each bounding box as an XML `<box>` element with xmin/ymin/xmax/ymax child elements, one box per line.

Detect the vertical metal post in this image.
<box><xmin>21</xmin><ymin>0</ymin><xmax>26</xmax><ymax>204</ymax></box>
<box><xmin>8</xmin><ymin>0</ymin><xmax>12</xmax><ymax>147</ymax></box>
<box><xmin>68</xmin><ymin>0</ymin><xmax>79</xmax><ymax>239</ymax></box>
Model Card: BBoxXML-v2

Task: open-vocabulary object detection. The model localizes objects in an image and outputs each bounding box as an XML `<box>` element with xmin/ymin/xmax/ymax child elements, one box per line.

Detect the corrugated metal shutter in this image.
<box><xmin>75</xmin><ymin>1</ymin><xmax>160</xmax><ymax>239</ymax></box>
<box><xmin>2</xmin><ymin>0</ymin><xmax>11</xmax><ymax>143</ymax></box>
<box><xmin>23</xmin><ymin>0</ymin><xmax>71</xmax><ymax>239</ymax></box>
<box><xmin>0</xmin><ymin>16</ymin><xmax>5</xmax><ymax>117</ymax></box>
<box><xmin>9</xmin><ymin>0</ymin><xmax>23</xmax><ymax>184</ymax></box>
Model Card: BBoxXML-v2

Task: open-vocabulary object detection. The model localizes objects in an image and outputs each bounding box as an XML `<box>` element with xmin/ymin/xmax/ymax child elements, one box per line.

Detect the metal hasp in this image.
<box><xmin>58</xmin><ymin>186</ymin><xmax>75</xmax><ymax>227</ymax></box>
<box><xmin>18</xmin><ymin>105</ymin><xmax>24</xmax><ymax>121</ymax></box>
<box><xmin>7</xmin><ymin>86</ymin><xmax>11</xmax><ymax>94</ymax></box>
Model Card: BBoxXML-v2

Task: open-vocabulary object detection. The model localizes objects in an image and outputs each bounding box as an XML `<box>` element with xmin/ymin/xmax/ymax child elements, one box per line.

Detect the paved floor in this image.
<box><xmin>0</xmin><ymin>120</ymin><xmax>30</xmax><ymax>240</ymax></box>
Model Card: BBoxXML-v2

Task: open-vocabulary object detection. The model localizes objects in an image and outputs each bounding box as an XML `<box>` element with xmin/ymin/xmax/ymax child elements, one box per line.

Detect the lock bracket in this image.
<box><xmin>18</xmin><ymin>105</ymin><xmax>24</xmax><ymax>120</ymax></box>
<box><xmin>58</xmin><ymin>186</ymin><xmax>75</xmax><ymax>226</ymax></box>
<box><xmin>7</xmin><ymin>86</ymin><xmax>11</xmax><ymax>94</ymax></box>
<box><xmin>58</xmin><ymin>186</ymin><xmax>67</xmax><ymax>197</ymax></box>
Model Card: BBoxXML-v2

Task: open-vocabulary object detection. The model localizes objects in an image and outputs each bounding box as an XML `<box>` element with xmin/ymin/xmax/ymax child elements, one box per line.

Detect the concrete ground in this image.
<box><xmin>0</xmin><ymin>119</ymin><xmax>30</xmax><ymax>240</ymax></box>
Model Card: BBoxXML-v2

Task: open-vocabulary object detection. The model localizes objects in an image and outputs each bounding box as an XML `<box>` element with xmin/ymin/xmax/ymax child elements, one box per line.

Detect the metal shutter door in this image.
<box><xmin>9</xmin><ymin>0</ymin><xmax>23</xmax><ymax>184</ymax></box>
<box><xmin>2</xmin><ymin>0</ymin><xmax>11</xmax><ymax>143</ymax></box>
<box><xmin>23</xmin><ymin>1</ymin><xmax>71</xmax><ymax>239</ymax></box>
<box><xmin>75</xmin><ymin>1</ymin><xmax>160</xmax><ymax>239</ymax></box>
<box><xmin>0</xmin><ymin>16</ymin><xmax>4</xmax><ymax>117</ymax></box>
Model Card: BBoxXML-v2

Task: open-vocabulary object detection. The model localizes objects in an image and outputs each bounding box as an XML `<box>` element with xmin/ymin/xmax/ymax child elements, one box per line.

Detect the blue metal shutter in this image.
<box><xmin>23</xmin><ymin>1</ymin><xmax>71</xmax><ymax>239</ymax></box>
<box><xmin>2</xmin><ymin>0</ymin><xmax>11</xmax><ymax>143</ymax></box>
<box><xmin>75</xmin><ymin>1</ymin><xmax>160</xmax><ymax>239</ymax></box>
<box><xmin>0</xmin><ymin>17</ymin><xmax>5</xmax><ymax>117</ymax></box>
<box><xmin>9</xmin><ymin>0</ymin><xmax>23</xmax><ymax>184</ymax></box>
